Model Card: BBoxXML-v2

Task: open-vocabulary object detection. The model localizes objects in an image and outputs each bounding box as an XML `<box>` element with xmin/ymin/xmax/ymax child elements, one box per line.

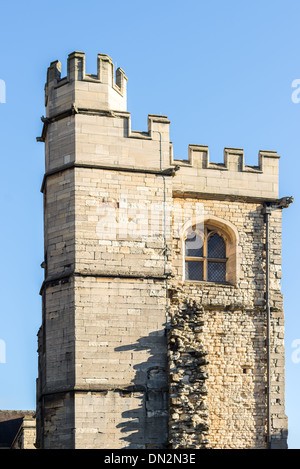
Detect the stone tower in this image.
<box><xmin>36</xmin><ymin>51</ymin><xmax>291</xmax><ymax>449</ymax></box>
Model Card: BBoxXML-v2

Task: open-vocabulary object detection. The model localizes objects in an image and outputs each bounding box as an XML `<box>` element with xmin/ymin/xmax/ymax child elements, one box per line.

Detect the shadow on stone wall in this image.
<box><xmin>114</xmin><ymin>330</ymin><xmax>168</xmax><ymax>449</ymax></box>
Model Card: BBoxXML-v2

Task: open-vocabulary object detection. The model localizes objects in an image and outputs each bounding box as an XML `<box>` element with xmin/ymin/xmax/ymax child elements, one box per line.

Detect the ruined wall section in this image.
<box><xmin>170</xmin><ymin>196</ymin><xmax>287</xmax><ymax>449</ymax></box>
<box><xmin>168</xmin><ymin>296</ymin><xmax>210</xmax><ymax>449</ymax></box>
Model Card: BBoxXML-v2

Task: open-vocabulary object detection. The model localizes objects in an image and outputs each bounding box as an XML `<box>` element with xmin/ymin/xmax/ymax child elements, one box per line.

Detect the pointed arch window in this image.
<box><xmin>185</xmin><ymin>226</ymin><xmax>228</xmax><ymax>283</ymax></box>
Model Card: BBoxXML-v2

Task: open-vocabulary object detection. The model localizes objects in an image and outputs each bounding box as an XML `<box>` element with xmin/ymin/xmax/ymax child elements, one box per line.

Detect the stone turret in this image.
<box><xmin>45</xmin><ymin>51</ymin><xmax>127</xmax><ymax>116</ymax></box>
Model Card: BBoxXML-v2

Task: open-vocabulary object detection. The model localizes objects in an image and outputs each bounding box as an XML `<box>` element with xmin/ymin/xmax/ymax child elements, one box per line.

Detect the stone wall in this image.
<box><xmin>72</xmin><ymin>276</ymin><xmax>168</xmax><ymax>449</ymax></box>
<box><xmin>168</xmin><ymin>196</ymin><xmax>287</xmax><ymax>449</ymax></box>
<box><xmin>168</xmin><ymin>295</ymin><xmax>209</xmax><ymax>448</ymax></box>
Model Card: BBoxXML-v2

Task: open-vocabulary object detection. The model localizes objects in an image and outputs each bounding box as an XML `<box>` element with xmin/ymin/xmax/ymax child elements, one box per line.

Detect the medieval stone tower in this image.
<box><xmin>36</xmin><ymin>51</ymin><xmax>291</xmax><ymax>449</ymax></box>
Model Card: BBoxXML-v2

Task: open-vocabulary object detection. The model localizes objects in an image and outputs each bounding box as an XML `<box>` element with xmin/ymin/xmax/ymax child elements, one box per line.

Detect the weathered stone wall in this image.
<box><xmin>12</xmin><ymin>418</ymin><xmax>36</xmax><ymax>449</ymax></box>
<box><xmin>169</xmin><ymin>196</ymin><xmax>287</xmax><ymax>449</ymax></box>
<box><xmin>74</xmin><ymin>388</ymin><xmax>168</xmax><ymax>449</ymax></box>
<box><xmin>36</xmin><ymin>280</ymin><xmax>75</xmax><ymax>449</ymax></box>
<box><xmin>43</xmin><ymin>170</ymin><xmax>75</xmax><ymax>279</ymax></box>
<box><xmin>74</xmin><ymin>166</ymin><xmax>173</xmax><ymax>277</ymax></box>
<box><xmin>41</xmin><ymin>392</ymin><xmax>75</xmax><ymax>449</ymax></box>
<box><xmin>168</xmin><ymin>296</ymin><xmax>209</xmax><ymax>448</ymax></box>
<box><xmin>172</xmin><ymin>197</ymin><xmax>281</xmax><ymax>305</ymax></box>
<box><xmin>40</xmin><ymin>281</ymin><xmax>75</xmax><ymax>391</ymax></box>
<box><xmin>73</xmin><ymin>277</ymin><xmax>169</xmax><ymax>449</ymax></box>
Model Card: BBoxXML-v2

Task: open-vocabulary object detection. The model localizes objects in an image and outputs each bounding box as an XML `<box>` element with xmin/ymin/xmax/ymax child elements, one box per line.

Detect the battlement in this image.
<box><xmin>42</xmin><ymin>51</ymin><xmax>281</xmax><ymax>200</ymax></box>
<box><xmin>171</xmin><ymin>146</ymin><xmax>280</xmax><ymax>200</ymax></box>
<box><xmin>171</xmin><ymin>145</ymin><xmax>279</xmax><ymax>173</ymax></box>
<box><xmin>45</xmin><ymin>51</ymin><xmax>127</xmax><ymax>117</ymax></box>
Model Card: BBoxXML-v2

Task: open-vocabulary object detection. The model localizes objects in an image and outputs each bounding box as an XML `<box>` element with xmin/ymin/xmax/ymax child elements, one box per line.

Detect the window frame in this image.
<box><xmin>184</xmin><ymin>225</ymin><xmax>228</xmax><ymax>284</ymax></box>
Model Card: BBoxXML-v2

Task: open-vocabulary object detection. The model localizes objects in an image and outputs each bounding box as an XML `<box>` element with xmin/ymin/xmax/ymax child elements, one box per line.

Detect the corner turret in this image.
<box><xmin>45</xmin><ymin>51</ymin><xmax>127</xmax><ymax>118</ymax></box>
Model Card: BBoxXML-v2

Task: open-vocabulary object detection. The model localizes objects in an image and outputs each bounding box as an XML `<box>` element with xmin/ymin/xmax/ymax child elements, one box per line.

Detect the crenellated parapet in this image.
<box><xmin>40</xmin><ymin>51</ymin><xmax>281</xmax><ymax>201</ymax></box>
<box><xmin>171</xmin><ymin>145</ymin><xmax>279</xmax><ymax>173</ymax></box>
<box><xmin>171</xmin><ymin>145</ymin><xmax>280</xmax><ymax>200</ymax></box>
<box><xmin>45</xmin><ymin>51</ymin><xmax>127</xmax><ymax>118</ymax></box>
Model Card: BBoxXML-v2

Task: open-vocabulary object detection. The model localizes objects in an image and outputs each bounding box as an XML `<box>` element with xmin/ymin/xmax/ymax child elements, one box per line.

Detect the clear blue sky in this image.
<box><xmin>0</xmin><ymin>0</ymin><xmax>299</xmax><ymax>448</ymax></box>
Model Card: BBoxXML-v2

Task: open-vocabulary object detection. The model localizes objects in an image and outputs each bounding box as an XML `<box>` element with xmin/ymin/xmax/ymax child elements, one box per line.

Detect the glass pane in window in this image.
<box><xmin>207</xmin><ymin>233</ymin><xmax>226</xmax><ymax>258</ymax></box>
<box><xmin>185</xmin><ymin>261</ymin><xmax>203</xmax><ymax>281</ymax></box>
<box><xmin>185</xmin><ymin>231</ymin><xmax>203</xmax><ymax>257</ymax></box>
<box><xmin>207</xmin><ymin>262</ymin><xmax>226</xmax><ymax>282</ymax></box>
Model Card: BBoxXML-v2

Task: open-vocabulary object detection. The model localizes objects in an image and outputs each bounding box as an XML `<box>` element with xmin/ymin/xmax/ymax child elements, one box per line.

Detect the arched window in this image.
<box><xmin>185</xmin><ymin>226</ymin><xmax>228</xmax><ymax>283</ymax></box>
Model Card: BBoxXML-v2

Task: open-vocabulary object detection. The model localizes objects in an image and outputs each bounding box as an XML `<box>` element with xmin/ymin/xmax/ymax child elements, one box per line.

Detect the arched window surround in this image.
<box><xmin>181</xmin><ymin>216</ymin><xmax>239</xmax><ymax>285</ymax></box>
